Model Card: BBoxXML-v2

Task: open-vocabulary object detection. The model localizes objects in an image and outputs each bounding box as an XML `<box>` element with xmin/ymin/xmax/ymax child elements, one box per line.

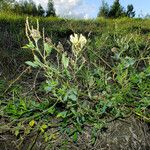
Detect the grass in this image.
<box><xmin>0</xmin><ymin>12</ymin><xmax>150</xmax><ymax>149</ymax></box>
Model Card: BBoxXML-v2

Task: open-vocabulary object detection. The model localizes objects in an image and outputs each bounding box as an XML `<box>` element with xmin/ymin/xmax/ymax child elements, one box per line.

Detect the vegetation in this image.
<box><xmin>0</xmin><ymin>14</ymin><xmax>150</xmax><ymax>148</ymax></box>
<box><xmin>97</xmin><ymin>0</ymin><xmax>110</xmax><ymax>18</ymax></box>
<box><xmin>0</xmin><ymin>0</ymin><xmax>136</xmax><ymax>18</ymax></box>
<box><xmin>0</xmin><ymin>0</ymin><xmax>15</xmax><ymax>11</ymax></box>
<box><xmin>126</xmin><ymin>4</ymin><xmax>135</xmax><ymax>18</ymax></box>
<box><xmin>98</xmin><ymin>0</ymin><xmax>135</xmax><ymax>18</ymax></box>
<box><xmin>0</xmin><ymin>0</ymin><xmax>149</xmax><ymax>149</ymax></box>
<box><xmin>0</xmin><ymin>0</ymin><xmax>56</xmax><ymax>17</ymax></box>
<box><xmin>46</xmin><ymin>0</ymin><xmax>56</xmax><ymax>17</ymax></box>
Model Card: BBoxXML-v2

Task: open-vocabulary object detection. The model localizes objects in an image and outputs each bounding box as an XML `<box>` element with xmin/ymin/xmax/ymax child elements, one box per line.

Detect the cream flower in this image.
<box><xmin>70</xmin><ymin>33</ymin><xmax>87</xmax><ymax>57</ymax></box>
<box><xmin>70</xmin><ymin>33</ymin><xmax>79</xmax><ymax>45</ymax></box>
<box><xmin>25</xmin><ymin>17</ymin><xmax>41</xmax><ymax>43</ymax></box>
<box><xmin>30</xmin><ymin>28</ymin><xmax>41</xmax><ymax>42</ymax></box>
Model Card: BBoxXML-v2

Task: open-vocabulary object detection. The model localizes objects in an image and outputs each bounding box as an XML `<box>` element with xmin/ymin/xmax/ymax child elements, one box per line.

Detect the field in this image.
<box><xmin>0</xmin><ymin>12</ymin><xmax>150</xmax><ymax>150</ymax></box>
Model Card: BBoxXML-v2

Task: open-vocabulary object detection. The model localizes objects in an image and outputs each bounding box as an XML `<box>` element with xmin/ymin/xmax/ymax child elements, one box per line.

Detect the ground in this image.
<box><xmin>0</xmin><ymin>116</ymin><xmax>149</xmax><ymax>150</ymax></box>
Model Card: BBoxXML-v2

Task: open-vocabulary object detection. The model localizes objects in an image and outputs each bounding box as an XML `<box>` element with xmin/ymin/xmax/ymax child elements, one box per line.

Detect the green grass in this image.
<box><xmin>1</xmin><ymin>12</ymin><xmax>150</xmax><ymax>66</ymax></box>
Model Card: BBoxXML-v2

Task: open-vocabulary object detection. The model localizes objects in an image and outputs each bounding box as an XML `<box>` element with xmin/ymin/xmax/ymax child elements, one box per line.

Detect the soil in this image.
<box><xmin>0</xmin><ymin>116</ymin><xmax>150</xmax><ymax>150</ymax></box>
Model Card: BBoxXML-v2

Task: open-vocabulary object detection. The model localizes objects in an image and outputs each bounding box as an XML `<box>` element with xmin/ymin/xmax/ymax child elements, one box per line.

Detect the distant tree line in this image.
<box><xmin>0</xmin><ymin>0</ymin><xmax>56</xmax><ymax>17</ymax></box>
<box><xmin>98</xmin><ymin>0</ymin><xmax>135</xmax><ymax>18</ymax></box>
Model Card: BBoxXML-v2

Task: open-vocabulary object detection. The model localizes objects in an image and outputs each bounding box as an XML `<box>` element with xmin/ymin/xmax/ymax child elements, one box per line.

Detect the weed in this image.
<box><xmin>0</xmin><ymin>16</ymin><xmax>149</xmax><ymax>148</ymax></box>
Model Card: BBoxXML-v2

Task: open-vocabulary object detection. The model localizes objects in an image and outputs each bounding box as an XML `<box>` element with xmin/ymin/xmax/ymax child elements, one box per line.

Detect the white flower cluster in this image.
<box><xmin>70</xmin><ymin>33</ymin><xmax>87</xmax><ymax>57</ymax></box>
<box><xmin>30</xmin><ymin>28</ymin><xmax>41</xmax><ymax>42</ymax></box>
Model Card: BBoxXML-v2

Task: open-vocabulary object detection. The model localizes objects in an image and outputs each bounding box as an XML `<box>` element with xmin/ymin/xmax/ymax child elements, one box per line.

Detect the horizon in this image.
<box><xmin>16</xmin><ymin>0</ymin><xmax>150</xmax><ymax>18</ymax></box>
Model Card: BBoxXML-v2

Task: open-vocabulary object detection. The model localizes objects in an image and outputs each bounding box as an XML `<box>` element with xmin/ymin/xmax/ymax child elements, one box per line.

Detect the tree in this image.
<box><xmin>1</xmin><ymin>0</ymin><xmax>47</xmax><ymax>17</ymax></box>
<box><xmin>30</xmin><ymin>0</ymin><xmax>38</xmax><ymax>16</ymax></box>
<box><xmin>0</xmin><ymin>0</ymin><xmax>15</xmax><ymax>11</ymax></box>
<box><xmin>145</xmin><ymin>13</ymin><xmax>150</xmax><ymax>19</ymax></box>
<box><xmin>126</xmin><ymin>4</ymin><xmax>135</xmax><ymax>18</ymax></box>
<box><xmin>97</xmin><ymin>0</ymin><xmax>109</xmax><ymax>18</ymax></box>
<box><xmin>37</xmin><ymin>4</ymin><xmax>45</xmax><ymax>16</ymax></box>
<box><xmin>108</xmin><ymin>0</ymin><xmax>124</xmax><ymax>18</ymax></box>
<box><xmin>14</xmin><ymin>0</ymin><xmax>38</xmax><ymax>16</ymax></box>
<box><xmin>46</xmin><ymin>0</ymin><xmax>56</xmax><ymax>17</ymax></box>
<box><xmin>13</xmin><ymin>1</ymin><xmax>22</xmax><ymax>14</ymax></box>
<box><xmin>97</xmin><ymin>0</ymin><xmax>135</xmax><ymax>19</ymax></box>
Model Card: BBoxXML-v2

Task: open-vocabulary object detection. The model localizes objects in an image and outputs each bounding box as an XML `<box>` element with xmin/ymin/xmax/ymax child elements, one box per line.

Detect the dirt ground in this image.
<box><xmin>0</xmin><ymin>116</ymin><xmax>150</xmax><ymax>150</ymax></box>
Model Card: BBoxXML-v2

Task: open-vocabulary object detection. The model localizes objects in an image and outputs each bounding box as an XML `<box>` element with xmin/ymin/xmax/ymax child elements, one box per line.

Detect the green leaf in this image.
<box><xmin>34</xmin><ymin>55</ymin><xmax>43</xmax><ymax>66</ymax></box>
<box><xmin>71</xmin><ymin>108</ymin><xmax>77</xmax><ymax>115</ymax></box>
<box><xmin>22</xmin><ymin>41</ymin><xmax>35</xmax><ymax>49</ymax></box>
<box><xmin>15</xmin><ymin>130</ymin><xmax>19</xmax><ymax>137</ymax></box>
<box><xmin>29</xmin><ymin>120</ymin><xmax>35</xmax><ymax>127</ymax></box>
<box><xmin>73</xmin><ymin>132</ymin><xmax>78</xmax><ymax>142</ymax></box>
<box><xmin>44</xmin><ymin>132</ymin><xmax>49</xmax><ymax>142</ymax></box>
<box><xmin>57</xmin><ymin>111</ymin><xmax>67</xmax><ymax>118</ymax></box>
<box><xmin>44</xmin><ymin>43</ymin><xmax>52</xmax><ymax>55</ymax></box>
<box><xmin>41</xmin><ymin>124</ymin><xmax>48</xmax><ymax>129</ymax></box>
<box><xmin>34</xmin><ymin>55</ymin><xmax>40</xmax><ymax>62</ymax></box>
<box><xmin>44</xmin><ymin>86</ymin><xmax>52</xmax><ymax>92</ymax></box>
<box><xmin>69</xmin><ymin>93</ymin><xmax>77</xmax><ymax>101</ymax></box>
<box><xmin>122</xmin><ymin>56</ymin><xmax>135</xmax><ymax>68</ymax></box>
<box><xmin>44</xmin><ymin>80</ymin><xmax>58</xmax><ymax>93</ymax></box>
<box><xmin>25</xmin><ymin>61</ymin><xmax>38</xmax><ymax>68</ymax></box>
<box><xmin>48</xmin><ymin>107</ymin><xmax>55</xmax><ymax>114</ymax></box>
<box><xmin>62</xmin><ymin>52</ymin><xmax>69</xmax><ymax>69</ymax></box>
<box><xmin>68</xmin><ymin>89</ymin><xmax>78</xmax><ymax>101</ymax></box>
<box><xmin>117</xmin><ymin>69</ymin><xmax>128</xmax><ymax>85</ymax></box>
<box><xmin>40</xmin><ymin>124</ymin><xmax>48</xmax><ymax>133</ymax></box>
<box><xmin>40</xmin><ymin>128</ymin><xmax>44</xmax><ymax>133</ymax></box>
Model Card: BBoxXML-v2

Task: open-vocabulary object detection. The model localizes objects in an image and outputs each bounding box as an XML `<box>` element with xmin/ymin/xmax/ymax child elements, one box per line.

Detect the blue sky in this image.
<box><xmin>88</xmin><ymin>0</ymin><xmax>150</xmax><ymax>18</ymax></box>
<box><xmin>32</xmin><ymin>0</ymin><xmax>150</xmax><ymax>18</ymax></box>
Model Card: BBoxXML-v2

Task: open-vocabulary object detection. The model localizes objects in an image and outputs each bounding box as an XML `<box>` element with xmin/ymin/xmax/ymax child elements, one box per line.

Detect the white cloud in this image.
<box><xmin>54</xmin><ymin>0</ymin><xmax>93</xmax><ymax>19</ymax></box>
<box><xmin>29</xmin><ymin>0</ymin><xmax>47</xmax><ymax>6</ymax></box>
<box><xmin>17</xmin><ymin>0</ymin><xmax>95</xmax><ymax>19</ymax></box>
<box><xmin>54</xmin><ymin>0</ymin><xmax>83</xmax><ymax>18</ymax></box>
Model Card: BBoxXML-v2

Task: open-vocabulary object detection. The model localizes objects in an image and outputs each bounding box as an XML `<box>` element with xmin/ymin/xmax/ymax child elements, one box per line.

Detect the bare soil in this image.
<box><xmin>0</xmin><ymin>116</ymin><xmax>150</xmax><ymax>150</ymax></box>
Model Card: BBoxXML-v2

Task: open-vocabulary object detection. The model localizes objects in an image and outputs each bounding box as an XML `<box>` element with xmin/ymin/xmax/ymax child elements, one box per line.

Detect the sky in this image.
<box><xmin>31</xmin><ymin>0</ymin><xmax>150</xmax><ymax>18</ymax></box>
